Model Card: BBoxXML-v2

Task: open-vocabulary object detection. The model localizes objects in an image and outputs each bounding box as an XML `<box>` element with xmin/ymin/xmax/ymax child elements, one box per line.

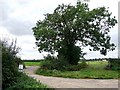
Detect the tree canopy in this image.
<box><xmin>32</xmin><ymin>1</ymin><xmax>117</xmax><ymax>65</ymax></box>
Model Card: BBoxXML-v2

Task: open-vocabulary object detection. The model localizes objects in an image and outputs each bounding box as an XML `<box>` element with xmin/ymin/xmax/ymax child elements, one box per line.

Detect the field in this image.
<box><xmin>36</xmin><ymin>61</ymin><xmax>119</xmax><ymax>79</ymax></box>
<box><xmin>24</xmin><ymin>61</ymin><xmax>41</xmax><ymax>66</ymax></box>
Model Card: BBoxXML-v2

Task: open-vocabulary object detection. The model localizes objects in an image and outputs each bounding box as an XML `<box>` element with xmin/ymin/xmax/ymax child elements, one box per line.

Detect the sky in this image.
<box><xmin>0</xmin><ymin>0</ymin><xmax>119</xmax><ymax>60</ymax></box>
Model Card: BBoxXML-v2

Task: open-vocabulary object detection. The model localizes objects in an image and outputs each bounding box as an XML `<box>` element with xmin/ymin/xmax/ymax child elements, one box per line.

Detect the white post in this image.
<box><xmin>18</xmin><ymin>64</ymin><xmax>23</xmax><ymax>72</ymax></box>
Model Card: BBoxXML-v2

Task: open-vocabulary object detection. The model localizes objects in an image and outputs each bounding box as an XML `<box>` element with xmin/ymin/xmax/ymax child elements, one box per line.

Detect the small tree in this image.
<box><xmin>1</xmin><ymin>39</ymin><xmax>21</xmax><ymax>89</ymax></box>
<box><xmin>33</xmin><ymin>1</ymin><xmax>117</xmax><ymax>65</ymax></box>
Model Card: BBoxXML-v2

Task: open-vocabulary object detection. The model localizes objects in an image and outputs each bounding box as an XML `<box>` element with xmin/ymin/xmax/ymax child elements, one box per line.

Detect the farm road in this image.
<box><xmin>24</xmin><ymin>66</ymin><xmax>118</xmax><ymax>89</ymax></box>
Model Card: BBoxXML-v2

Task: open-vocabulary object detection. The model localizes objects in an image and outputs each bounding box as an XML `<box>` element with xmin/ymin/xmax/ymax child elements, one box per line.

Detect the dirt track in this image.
<box><xmin>24</xmin><ymin>66</ymin><xmax>119</xmax><ymax>89</ymax></box>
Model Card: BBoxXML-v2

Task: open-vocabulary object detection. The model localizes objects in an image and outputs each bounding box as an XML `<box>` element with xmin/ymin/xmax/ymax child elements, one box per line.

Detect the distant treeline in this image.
<box><xmin>22</xmin><ymin>59</ymin><xmax>44</xmax><ymax>62</ymax></box>
<box><xmin>85</xmin><ymin>58</ymin><xmax>120</xmax><ymax>61</ymax></box>
<box><xmin>22</xmin><ymin>58</ymin><xmax>120</xmax><ymax>62</ymax></box>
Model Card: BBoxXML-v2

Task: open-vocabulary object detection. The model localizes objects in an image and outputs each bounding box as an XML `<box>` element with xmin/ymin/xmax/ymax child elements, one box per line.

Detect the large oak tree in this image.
<box><xmin>33</xmin><ymin>1</ymin><xmax>117</xmax><ymax>65</ymax></box>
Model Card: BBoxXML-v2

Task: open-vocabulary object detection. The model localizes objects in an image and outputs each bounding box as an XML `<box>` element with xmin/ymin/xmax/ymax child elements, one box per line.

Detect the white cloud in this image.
<box><xmin>5</xmin><ymin>0</ymin><xmax>77</xmax><ymax>22</ymax></box>
<box><xmin>0</xmin><ymin>0</ymin><xmax>119</xmax><ymax>59</ymax></box>
<box><xmin>0</xmin><ymin>26</ymin><xmax>16</xmax><ymax>39</ymax></box>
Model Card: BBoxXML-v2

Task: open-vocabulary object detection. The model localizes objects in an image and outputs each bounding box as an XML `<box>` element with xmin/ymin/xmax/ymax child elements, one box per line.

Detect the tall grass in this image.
<box><xmin>6</xmin><ymin>73</ymin><xmax>53</xmax><ymax>90</ymax></box>
<box><xmin>36</xmin><ymin>61</ymin><xmax>119</xmax><ymax>79</ymax></box>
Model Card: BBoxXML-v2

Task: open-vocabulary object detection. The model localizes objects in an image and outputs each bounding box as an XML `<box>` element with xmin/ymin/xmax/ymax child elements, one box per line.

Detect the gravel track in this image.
<box><xmin>24</xmin><ymin>66</ymin><xmax>119</xmax><ymax>89</ymax></box>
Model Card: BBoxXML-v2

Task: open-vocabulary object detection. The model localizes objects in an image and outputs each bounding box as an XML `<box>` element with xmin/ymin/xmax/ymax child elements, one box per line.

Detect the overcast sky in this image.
<box><xmin>0</xmin><ymin>0</ymin><xmax>119</xmax><ymax>60</ymax></box>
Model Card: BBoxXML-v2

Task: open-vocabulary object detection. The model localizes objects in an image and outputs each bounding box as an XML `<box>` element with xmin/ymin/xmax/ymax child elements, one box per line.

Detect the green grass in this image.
<box><xmin>6</xmin><ymin>73</ymin><xmax>53</xmax><ymax>90</ymax></box>
<box><xmin>86</xmin><ymin>61</ymin><xmax>108</xmax><ymax>69</ymax></box>
<box><xmin>24</xmin><ymin>61</ymin><xmax>41</xmax><ymax>66</ymax></box>
<box><xmin>36</xmin><ymin>61</ymin><xmax>119</xmax><ymax>79</ymax></box>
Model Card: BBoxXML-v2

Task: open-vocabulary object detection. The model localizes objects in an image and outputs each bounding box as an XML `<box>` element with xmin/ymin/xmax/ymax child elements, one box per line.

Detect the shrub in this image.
<box><xmin>15</xmin><ymin>57</ymin><xmax>26</xmax><ymax>69</ymax></box>
<box><xmin>41</xmin><ymin>55</ymin><xmax>69</xmax><ymax>71</ymax></box>
<box><xmin>79</xmin><ymin>61</ymin><xmax>88</xmax><ymax>68</ymax></box>
<box><xmin>106</xmin><ymin>58</ymin><xmax>120</xmax><ymax>70</ymax></box>
<box><xmin>7</xmin><ymin>73</ymin><xmax>52</xmax><ymax>90</ymax></box>
<box><xmin>1</xmin><ymin>39</ymin><xmax>21</xmax><ymax>89</ymax></box>
<box><xmin>65</xmin><ymin>61</ymin><xmax>88</xmax><ymax>71</ymax></box>
<box><xmin>41</xmin><ymin>57</ymin><xmax>88</xmax><ymax>71</ymax></box>
<box><xmin>40</xmin><ymin>53</ymin><xmax>88</xmax><ymax>71</ymax></box>
<box><xmin>53</xmin><ymin>57</ymin><xmax>69</xmax><ymax>70</ymax></box>
<box><xmin>40</xmin><ymin>60</ymin><xmax>54</xmax><ymax>70</ymax></box>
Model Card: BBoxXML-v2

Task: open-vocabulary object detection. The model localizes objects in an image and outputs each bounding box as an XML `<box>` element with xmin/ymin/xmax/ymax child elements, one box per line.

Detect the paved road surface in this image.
<box><xmin>24</xmin><ymin>66</ymin><xmax>118</xmax><ymax>88</ymax></box>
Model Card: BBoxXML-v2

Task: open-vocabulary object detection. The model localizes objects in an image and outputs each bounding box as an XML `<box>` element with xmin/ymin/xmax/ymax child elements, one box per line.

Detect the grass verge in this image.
<box><xmin>6</xmin><ymin>73</ymin><xmax>53</xmax><ymax>90</ymax></box>
<box><xmin>36</xmin><ymin>61</ymin><xmax>119</xmax><ymax>79</ymax></box>
<box><xmin>24</xmin><ymin>62</ymin><xmax>41</xmax><ymax>66</ymax></box>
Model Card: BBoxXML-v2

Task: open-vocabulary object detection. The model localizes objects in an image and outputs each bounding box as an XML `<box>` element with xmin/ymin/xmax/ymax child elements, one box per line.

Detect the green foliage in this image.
<box><xmin>33</xmin><ymin>1</ymin><xmax>117</xmax><ymax>65</ymax></box>
<box><xmin>41</xmin><ymin>54</ymin><xmax>58</xmax><ymax>70</ymax></box>
<box><xmin>40</xmin><ymin>58</ymin><xmax>69</xmax><ymax>71</ymax></box>
<box><xmin>41</xmin><ymin>55</ymin><xmax>87</xmax><ymax>71</ymax></box>
<box><xmin>1</xmin><ymin>39</ymin><xmax>21</xmax><ymax>89</ymax></box>
<box><xmin>44</xmin><ymin>54</ymin><xmax>56</xmax><ymax>61</ymax></box>
<box><xmin>6</xmin><ymin>73</ymin><xmax>53</xmax><ymax>90</ymax></box>
<box><xmin>15</xmin><ymin>57</ymin><xmax>26</xmax><ymax>68</ymax></box>
<box><xmin>40</xmin><ymin>60</ymin><xmax>54</xmax><ymax>70</ymax></box>
<box><xmin>65</xmin><ymin>61</ymin><xmax>88</xmax><ymax>71</ymax></box>
<box><xmin>58</xmin><ymin>46</ymin><xmax>85</xmax><ymax>65</ymax></box>
<box><xmin>36</xmin><ymin>67</ymin><xmax>119</xmax><ymax>79</ymax></box>
<box><xmin>41</xmin><ymin>54</ymin><xmax>69</xmax><ymax>70</ymax></box>
<box><xmin>106</xmin><ymin>58</ymin><xmax>120</xmax><ymax>70</ymax></box>
<box><xmin>1</xmin><ymin>39</ymin><xmax>53</xmax><ymax>90</ymax></box>
<box><xmin>36</xmin><ymin>61</ymin><xmax>119</xmax><ymax>79</ymax></box>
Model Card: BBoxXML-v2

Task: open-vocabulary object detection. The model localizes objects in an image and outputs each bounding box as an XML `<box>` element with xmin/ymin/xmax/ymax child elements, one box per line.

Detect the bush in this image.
<box><xmin>41</xmin><ymin>56</ymin><xmax>87</xmax><ymax>71</ymax></box>
<box><xmin>1</xmin><ymin>39</ymin><xmax>21</xmax><ymax>89</ymax></box>
<box><xmin>65</xmin><ymin>61</ymin><xmax>88</xmax><ymax>71</ymax></box>
<box><xmin>41</xmin><ymin>55</ymin><xmax>69</xmax><ymax>71</ymax></box>
<box><xmin>106</xmin><ymin>58</ymin><xmax>120</xmax><ymax>70</ymax></box>
<box><xmin>40</xmin><ymin>59</ymin><xmax>68</xmax><ymax>71</ymax></box>
<box><xmin>40</xmin><ymin>60</ymin><xmax>54</xmax><ymax>70</ymax></box>
<box><xmin>41</xmin><ymin>54</ymin><xmax>58</xmax><ymax>70</ymax></box>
